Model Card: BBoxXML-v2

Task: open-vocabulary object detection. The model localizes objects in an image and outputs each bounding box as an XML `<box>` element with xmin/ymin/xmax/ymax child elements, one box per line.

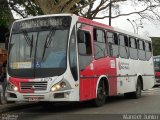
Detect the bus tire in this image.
<box><xmin>132</xmin><ymin>78</ymin><xmax>142</xmax><ymax>99</ymax></box>
<box><xmin>92</xmin><ymin>80</ymin><xmax>106</xmax><ymax>107</ymax></box>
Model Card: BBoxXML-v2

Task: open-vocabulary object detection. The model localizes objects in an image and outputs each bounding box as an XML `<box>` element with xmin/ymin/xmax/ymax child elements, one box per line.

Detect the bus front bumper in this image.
<box><xmin>6</xmin><ymin>89</ymin><xmax>77</xmax><ymax>102</ymax></box>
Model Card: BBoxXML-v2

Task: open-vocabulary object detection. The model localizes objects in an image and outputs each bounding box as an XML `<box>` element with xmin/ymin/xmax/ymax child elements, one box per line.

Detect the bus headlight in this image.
<box><xmin>7</xmin><ymin>82</ymin><xmax>18</xmax><ymax>91</ymax></box>
<box><xmin>51</xmin><ymin>80</ymin><xmax>71</xmax><ymax>92</ymax></box>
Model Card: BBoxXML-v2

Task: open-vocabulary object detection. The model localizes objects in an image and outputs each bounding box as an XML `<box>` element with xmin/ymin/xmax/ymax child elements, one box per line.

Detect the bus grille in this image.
<box><xmin>20</xmin><ymin>82</ymin><xmax>47</xmax><ymax>91</ymax></box>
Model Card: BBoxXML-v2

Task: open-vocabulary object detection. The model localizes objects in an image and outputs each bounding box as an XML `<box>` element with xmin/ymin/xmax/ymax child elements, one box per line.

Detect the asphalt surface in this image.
<box><xmin>1</xmin><ymin>87</ymin><xmax>160</xmax><ymax>120</ymax></box>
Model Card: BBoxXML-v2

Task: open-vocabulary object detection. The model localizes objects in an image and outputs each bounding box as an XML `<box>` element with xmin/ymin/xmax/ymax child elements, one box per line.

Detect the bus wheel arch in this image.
<box><xmin>132</xmin><ymin>75</ymin><xmax>143</xmax><ymax>99</ymax></box>
<box><xmin>93</xmin><ymin>76</ymin><xmax>109</xmax><ymax>107</ymax></box>
<box><xmin>124</xmin><ymin>75</ymin><xmax>143</xmax><ymax>99</ymax></box>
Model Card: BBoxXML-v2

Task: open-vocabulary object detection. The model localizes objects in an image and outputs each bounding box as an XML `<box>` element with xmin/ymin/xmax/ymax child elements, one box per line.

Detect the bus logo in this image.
<box><xmin>118</xmin><ymin>61</ymin><xmax>130</xmax><ymax>70</ymax></box>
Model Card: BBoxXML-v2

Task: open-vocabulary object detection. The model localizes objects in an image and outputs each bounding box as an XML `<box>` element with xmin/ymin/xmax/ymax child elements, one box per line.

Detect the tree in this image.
<box><xmin>8</xmin><ymin>0</ymin><xmax>43</xmax><ymax>18</ymax></box>
<box><xmin>1</xmin><ymin>0</ymin><xmax>160</xmax><ymax>29</ymax></box>
<box><xmin>152</xmin><ymin>37</ymin><xmax>160</xmax><ymax>56</ymax></box>
<box><xmin>6</xmin><ymin>0</ymin><xmax>160</xmax><ymax>23</ymax></box>
<box><xmin>0</xmin><ymin>0</ymin><xmax>14</xmax><ymax>25</ymax></box>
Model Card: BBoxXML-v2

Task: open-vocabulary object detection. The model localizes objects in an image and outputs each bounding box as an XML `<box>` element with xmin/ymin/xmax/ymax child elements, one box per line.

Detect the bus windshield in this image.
<box><xmin>8</xmin><ymin>16</ymin><xmax>71</xmax><ymax>78</ymax></box>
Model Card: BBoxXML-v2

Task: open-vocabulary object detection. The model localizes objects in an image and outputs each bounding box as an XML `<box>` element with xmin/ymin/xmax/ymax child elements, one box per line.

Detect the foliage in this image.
<box><xmin>6</xmin><ymin>0</ymin><xmax>160</xmax><ymax>22</ymax></box>
<box><xmin>3</xmin><ymin>0</ymin><xmax>160</xmax><ymax>22</ymax></box>
<box><xmin>151</xmin><ymin>37</ymin><xmax>160</xmax><ymax>56</ymax></box>
<box><xmin>8</xmin><ymin>0</ymin><xmax>43</xmax><ymax>18</ymax></box>
<box><xmin>0</xmin><ymin>0</ymin><xmax>14</xmax><ymax>26</ymax></box>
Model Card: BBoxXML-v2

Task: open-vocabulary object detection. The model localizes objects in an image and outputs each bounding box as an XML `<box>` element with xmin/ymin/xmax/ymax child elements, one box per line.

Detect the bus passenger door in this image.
<box><xmin>77</xmin><ymin>23</ymin><xmax>94</xmax><ymax>101</ymax></box>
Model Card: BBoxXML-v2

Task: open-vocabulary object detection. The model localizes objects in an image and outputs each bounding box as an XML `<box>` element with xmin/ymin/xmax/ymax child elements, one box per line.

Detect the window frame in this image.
<box><xmin>118</xmin><ymin>34</ymin><xmax>129</xmax><ymax>59</ymax></box>
<box><xmin>145</xmin><ymin>41</ymin><xmax>152</xmax><ymax>61</ymax></box>
<box><xmin>106</xmin><ymin>31</ymin><xmax>119</xmax><ymax>58</ymax></box>
<box><xmin>77</xmin><ymin>29</ymin><xmax>92</xmax><ymax>56</ymax></box>
<box><xmin>93</xmin><ymin>28</ymin><xmax>107</xmax><ymax>59</ymax></box>
<box><xmin>137</xmin><ymin>39</ymin><xmax>146</xmax><ymax>61</ymax></box>
<box><xmin>129</xmin><ymin>37</ymin><xmax>138</xmax><ymax>60</ymax></box>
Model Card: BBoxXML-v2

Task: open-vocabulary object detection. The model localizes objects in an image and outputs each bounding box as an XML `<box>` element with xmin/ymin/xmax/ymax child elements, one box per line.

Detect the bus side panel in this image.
<box><xmin>79</xmin><ymin>64</ymin><xmax>96</xmax><ymax>101</ymax></box>
<box><xmin>143</xmin><ymin>59</ymin><xmax>155</xmax><ymax>89</ymax></box>
<box><xmin>93</xmin><ymin>57</ymin><xmax>117</xmax><ymax>96</ymax></box>
<box><xmin>107</xmin><ymin>58</ymin><xmax>117</xmax><ymax>96</ymax></box>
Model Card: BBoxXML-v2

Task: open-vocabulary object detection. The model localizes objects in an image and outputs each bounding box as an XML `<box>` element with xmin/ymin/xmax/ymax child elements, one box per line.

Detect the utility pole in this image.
<box><xmin>109</xmin><ymin>0</ymin><xmax>112</xmax><ymax>26</ymax></box>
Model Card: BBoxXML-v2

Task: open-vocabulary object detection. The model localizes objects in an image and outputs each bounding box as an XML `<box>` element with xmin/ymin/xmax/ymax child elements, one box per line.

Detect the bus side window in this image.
<box><xmin>106</xmin><ymin>32</ymin><xmax>119</xmax><ymax>57</ymax></box>
<box><xmin>129</xmin><ymin>37</ymin><xmax>138</xmax><ymax>60</ymax></box>
<box><xmin>145</xmin><ymin>41</ymin><xmax>152</xmax><ymax>60</ymax></box>
<box><xmin>138</xmin><ymin>39</ymin><xmax>146</xmax><ymax>60</ymax></box>
<box><xmin>77</xmin><ymin>29</ymin><xmax>92</xmax><ymax>55</ymax></box>
<box><xmin>119</xmin><ymin>34</ymin><xmax>129</xmax><ymax>59</ymax></box>
<box><xmin>93</xmin><ymin>28</ymin><xmax>107</xmax><ymax>59</ymax></box>
<box><xmin>77</xmin><ymin>29</ymin><xmax>92</xmax><ymax>70</ymax></box>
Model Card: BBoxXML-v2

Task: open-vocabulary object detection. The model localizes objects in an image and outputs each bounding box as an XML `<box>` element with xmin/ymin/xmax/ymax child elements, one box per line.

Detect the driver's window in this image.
<box><xmin>77</xmin><ymin>23</ymin><xmax>92</xmax><ymax>70</ymax></box>
<box><xmin>77</xmin><ymin>29</ymin><xmax>92</xmax><ymax>55</ymax></box>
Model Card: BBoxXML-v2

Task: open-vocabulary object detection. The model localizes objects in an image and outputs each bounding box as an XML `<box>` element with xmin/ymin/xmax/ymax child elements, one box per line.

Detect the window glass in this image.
<box><xmin>94</xmin><ymin>29</ymin><xmax>107</xmax><ymax>59</ymax></box>
<box><xmin>119</xmin><ymin>35</ymin><xmax>125</xmax><ymax>46</ymax></box>
<box><xmin>129</xmin><ymin>37</ymin><xmax>137</xmax><ymax>48</ymax></box>
<box><xmin>145</xmin><ymin>41</ymin><xmax>152</xmax><ymax>60</ymax></box>
<box><xmin>145</xmin><ymin>42</ymin><xmax>152</xmax><ymax>52</ymax></box>
<box><xmin>138</xmin><ymin>40</ymin><xmax>146</xmax><ymax>60</ymax></box>
<box><xmin>119</xmin><ymin>34</ymin><xmax>128</xmax><ymax>59</ymax></box>
<box><xmin>138</xmin><ymin>40</ymin><xmax>145</xmax><ymax>50</ymax></box>
<box><xmin>77</xmin><ymin>23</ymin><xmax>92</xmax><ymax>70</ymax></box>
<box><xmin>78</xmin><ymin>30</ymin><xmax>92</xmax><ymax>55</ymax></box>
<box><xmin>94</xmin><ymin>29</ymin><xmax>105</xmax><ymax>42</ymax></box>
<box><xmin>129</xmin><ymin>37</ymin><xmax>138</xmax><ymax>60</ymax></box>
<box><xmin>107</xmin><ymin>32</ymin><xmax>119</xmax><ymax>57</ymax></box>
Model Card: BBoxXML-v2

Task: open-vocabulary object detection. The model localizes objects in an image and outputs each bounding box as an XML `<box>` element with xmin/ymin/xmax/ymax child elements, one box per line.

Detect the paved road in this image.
<box><xmin>1</xmin><ymin>87</ymin><xmax>160</xmax><ymax>120</ymax></box>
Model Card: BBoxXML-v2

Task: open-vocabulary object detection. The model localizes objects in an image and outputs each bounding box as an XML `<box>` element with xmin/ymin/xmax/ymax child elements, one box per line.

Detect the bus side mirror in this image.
<box><xmin>77</xmin><ymin>29</ymin><xmax>85</xmax><ymax>43</ymax></box>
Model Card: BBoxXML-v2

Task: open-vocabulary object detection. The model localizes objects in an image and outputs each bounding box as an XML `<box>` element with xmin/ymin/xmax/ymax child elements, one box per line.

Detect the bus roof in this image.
<box><xmin>14</xmin><ymin>14</ymin><xmax>151</xmax><ymax>42</ymax></box>
<box><xmin>14</xmin><ymin>13</ymin><xmax>75</xmax><ymax>23</ymax></box>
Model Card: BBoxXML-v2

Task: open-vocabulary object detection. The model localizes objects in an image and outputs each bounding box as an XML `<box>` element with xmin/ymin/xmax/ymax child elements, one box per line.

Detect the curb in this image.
<box><xmin>0</xmin><ymin>102</ymin><xmax>39</xmax><ymax>114</ymax></box>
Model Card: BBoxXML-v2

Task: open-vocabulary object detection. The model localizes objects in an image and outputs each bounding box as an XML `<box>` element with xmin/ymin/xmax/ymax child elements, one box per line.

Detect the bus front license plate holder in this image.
<box><xmin>28</xmin><ymin>97</ymin><xmax>39</xmax><ymax>102</ymax></box>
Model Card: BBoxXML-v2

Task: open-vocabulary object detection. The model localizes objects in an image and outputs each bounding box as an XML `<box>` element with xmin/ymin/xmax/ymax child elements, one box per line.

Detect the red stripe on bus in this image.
<box><xmin>78</xmin><ymin>17</ymin><xmax>114</xmax><ymax>30</ymax></box>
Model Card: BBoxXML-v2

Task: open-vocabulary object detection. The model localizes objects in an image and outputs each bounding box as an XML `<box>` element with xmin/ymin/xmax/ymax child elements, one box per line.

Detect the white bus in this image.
<box><xmin>7</xmin><ymin>14</ymin><xmax>155</xmax><ymax>106</ymax></box>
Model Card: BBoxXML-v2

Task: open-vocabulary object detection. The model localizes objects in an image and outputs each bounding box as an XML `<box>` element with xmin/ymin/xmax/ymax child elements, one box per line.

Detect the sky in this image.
<box><xmin>93</xmin><ymin>0</ymin><xmax>160</xmax><ymax>37</ymax></box>
<box><xmin>94</xmin><ymin>15</ymin><xmax>160</xmax><ymax>37</ymax></box>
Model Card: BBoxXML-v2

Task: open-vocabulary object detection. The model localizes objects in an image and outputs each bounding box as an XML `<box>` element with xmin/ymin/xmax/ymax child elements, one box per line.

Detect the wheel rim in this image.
<box><xmin>97</xmin><ymin>84</ymin><xmax>105</xmax><ymax>101</ymax></box>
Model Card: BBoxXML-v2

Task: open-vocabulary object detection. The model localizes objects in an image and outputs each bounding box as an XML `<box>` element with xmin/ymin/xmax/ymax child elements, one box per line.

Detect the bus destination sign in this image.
<box><xmin>12</xmin><ymin>16</ymin><xmax>71</xmax><ymax>32</ymax></box>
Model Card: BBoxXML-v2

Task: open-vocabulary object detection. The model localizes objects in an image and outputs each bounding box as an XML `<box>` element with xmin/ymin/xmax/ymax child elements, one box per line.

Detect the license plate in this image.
<box><xmin>28</xmin><ymin>97</ymin><xmax>39</xmax><ymax>102</ymax></box>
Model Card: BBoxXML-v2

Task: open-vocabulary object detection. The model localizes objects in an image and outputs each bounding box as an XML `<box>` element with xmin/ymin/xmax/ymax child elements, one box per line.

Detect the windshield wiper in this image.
<box><xmin>42</xmin><ymin>28</ymin><xmax>56</xmax><ymax>60</ymax></box>
<box><xmin>22</xmin><ymin>30</ymin><xmax>33</xmax><ymax>57</ymax></box>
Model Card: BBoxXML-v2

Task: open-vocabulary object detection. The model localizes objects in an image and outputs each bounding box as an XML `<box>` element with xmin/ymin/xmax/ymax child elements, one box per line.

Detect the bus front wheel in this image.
<box><xmin>92</xmin><ymin>80</ymin><xmax>106</xmax><ymax>107</ymax></box>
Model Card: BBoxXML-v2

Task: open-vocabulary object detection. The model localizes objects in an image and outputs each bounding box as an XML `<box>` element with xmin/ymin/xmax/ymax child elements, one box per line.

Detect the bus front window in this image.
<box><xmin>37</xmin><ymin>29</ymin><xmax>68</xmax><ymax>68</ymax></box>
<box><xmin>9</xmin><ymin>32</ymin><xmax>37</xmax><ymax>69</ymax></box>
<box><xmin>8</xmin><ymin>16</ymin><xmax>71</xmax><ymax>78</ymax></box>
